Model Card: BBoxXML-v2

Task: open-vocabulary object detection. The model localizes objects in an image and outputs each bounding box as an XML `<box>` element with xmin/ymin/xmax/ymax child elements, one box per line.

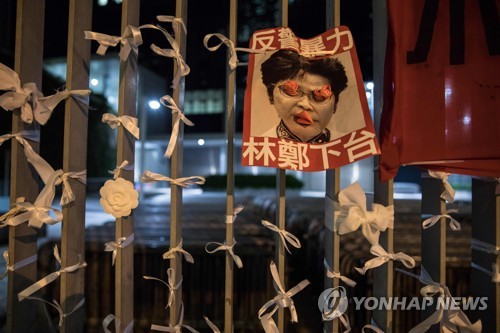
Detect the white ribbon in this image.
<box><xmin>334</xmin><ymin>182</ymin><xmax>394</xmax><ymax>246</ymax></box>
<box><xmin>156</xmin><ymin>16</ymin><xmax>187</xmax><ymax>38</ymax></box>
<box><xmin>471</xmin><ymin>238</ymin><xmax>500</xmax><ymax>255</ymax></box>
<box><xmin>104</xmin><ymin>233</ymin><xmax>134</xmax><ymax>266</ymax></box>
<box><xmin>226</xmin><ymin>204</ymin><xmax>244</xmax><ymax>224</ymax></box>
<box><xmin>144</xmin><ymin>268</ymin><xmax>182</xmax><ymax>309</ymax></box>
<box><xmin>397</xmin><ymin>266</ymin><xmax>482</xmax><ymax>333</ymax></box>
<box><xmin>150</xmin><ymin>303</ymin><xmax>199</xmax><ymax>332</ymax></box>
<box><xmin>102</xmin><ymin>314</ymin><xmax>134</xmax><ymax>333</ymax></box>
<box><xmin>261</xmin><ymin>220</ymin><xmax>301</xmax><ymax>254</ymax></box>
<box><xmin>35</xmin><ymin>169</ymin><xmax>87</xmax><ymax>207</ymax></box>
<box><xmin>361</xmin><ymin>319</ymin><xmax>384</xmax><ymax>333</ymax></box>
<box><xmin>109</xmin><ymin>160</ymin><xmax>134</xmax><ymax>179</ymax></box>
<box><xmin>141</xmin><ymin>170</ymin><xmax>205</xmax><ymax>188</ymax></box>
<box><xmin>258</xmin><ymin>261</ymin><xmax>310</xmax><ymax>333</ymax></box>
<box><xmin>85</xmin><ymin>25</ymin><xmax>143</xmax><ymax>61</ymax></box>
<box><xmin>18</xmin><ymin>245</ymin><xmax>87</xmax><ymax>301</ymax></box>
<box><xmin>205</xmin><ymin>241</ymin><xmax>243</xmax><ymax>269</ymax></box>
<box><xmin>0</xmin><ymin>62</ymin><xmax>44</xmax><ymax>124</ymax></box>
<box><xmin>428</xmin><ymin>171</ymin><xmax>456</xmax><ymax>203</ymax></box>
<box><xmin>163</xmin><ymin>240</ymin><xmax>194</xmax><ymax>264</ymax></box>
<box><xmin>203</xmin><ymin>33</ymin><xmax>266</xmax><ymax>71</ymax></box>
<box><xmin>0</xmin><ymin>197</ymin><xmax>63</xmax><ymax>229</ymax></box>
<box><xmin>203</xmin><ymin>316</ymin><xmax>222</xmax><ymax>333</ymax></box>
<box><xmin>422</xmin><ymin>209</ymin><xmax>461</xmax><ymax>231</ymax></box>
<box><xmin>159</xmin><ymin>95</ymin><xmax>194</xmax><ymax>158</ymax></box>
<box><xmin>102</xmin><ymin>113</ymin><xmax>140</xmax><ymax>140</ymax></box>
<box><xmin>0</xmin><ymin>251</ymin><xmax>37</xmax><ymax>280</ymax></box>
<box><xmin>36</xmin><ymin>88</ymin><xmax>91</xmax><ymax>125</ymax></box>
<box><xmin>25</xmin><ymin>296</ymin><xmax>85</xmax><ymax>327</ymax></box>
<box><xmin>149</xmin><ymin>26</ymin><xmax>190</xmax><ymax>88</ymax></box>
<box><xmin>324</xmin><ymin>258</ymin><xmax>356</xmax><ymax>287</ymax></box>
<box><xmin>471</xmin><ymin>262</ymin><xmax>500</xmax><ymax>283</ymax></box>
<box><xmin>355</xmin><ymin>244</ymin><xmax>415</xmax><ymax>275</ymax></box>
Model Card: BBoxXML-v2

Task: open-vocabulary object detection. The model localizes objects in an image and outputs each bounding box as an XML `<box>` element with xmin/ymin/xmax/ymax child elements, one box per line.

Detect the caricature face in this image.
<box><xmin>272</xmin><ymin>72</ymin><xmax>336</xmax><ymax>142</ymax></box>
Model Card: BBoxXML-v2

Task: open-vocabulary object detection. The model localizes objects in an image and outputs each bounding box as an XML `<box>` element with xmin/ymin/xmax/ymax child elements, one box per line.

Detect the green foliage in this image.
<box><xmin>204</xmin><ymin>174</ymin><xmax>304</xmax><ymax>190</ymax></box>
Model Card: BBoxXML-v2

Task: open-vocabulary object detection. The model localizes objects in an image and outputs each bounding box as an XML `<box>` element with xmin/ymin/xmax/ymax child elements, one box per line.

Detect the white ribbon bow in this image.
<box><xmin>102</xmin><ymin>113</ymin><xmax>140</xmax><ymax>139</ymax></box>
<box><xmin>109</xmin><ymin>160</ymin><xmax>134</xmax><ymax>179</ymax></box>
<box><xmin>27</xmin><ymin>296</ymin><xmax>85</xmax><ymax>327</ymax></box>
<box><xmin>144</xmin><ymin>268</ymin><xmax>182</xmax><ymax>309</ymax></box>
<box><xmin>258</xmin><ymin>261</ymin><xmax>310</xmax><ymax>333</ymax></box>
<box><xmin>0</xmin><ymin>251</ymin><xmax>37</xmax><ymax>280</ymax></box>
<box><xmin>102</xmin><ymin>314</ymin><xmax>134</xmax><ymax>333</ymax></box>
<box><xmin>422</xmin><ymin>209</ymin><xmax>461</xmax><ymax>231</ymax></box>
<box><xmin>150</xmin><ymin>303</ymin><xmax>199</xmax><ymax>332</ymax></box>
<box><xmin>149</xmin><ymin>26</ymin><xmax>190</xmax><ymax>88</ymax></box>
<box><xmin>0</xmin><ymin>62</ymin><xmax>44</xmax><ymax>124</ymax></box>
<box><xmin>355</xmin><ymin>244</ymin><xmax>415</xmax><ymax>275</ymax></box>
<box><xmin>335</xmin><ymin>182</ymin><xmax>394</xmax><ymax>246</ymax></box>
<box><xmin>428</xmin><ymin>171</ymin><xmax>456</xmax><ymax>203</ymax></box>
<box><xmin>36</xmin><ymin>88</ymin><xmax>91</xmax><ymax>125</ymax></box>
<box><xmin>18</xmin><ymin>245</ymin><xmax>87</xmax><ymax>301</ymax></box>
<box><xmin>141</xmin><ymin>170</ymin><xmax>205</xmax><ymax>188</ymax></box>
<box><xmin>205</xmin><ymin>241</ymin><xmax>243</xmax><ymax>268</ymax></box>
<box><xmin>85</xmin><ymin>25</ymin><xmax>143</xmax><ymax>61</ymax></box>
<box><xmin>163</xmin><ymin>240</ymin><xmax>194</xmax><ymax>264</ymax></box>
<box><xmin>105</xmin><ymin>233</ymin><xmax>134</xmax><ymax>266</ymax></box>
<box><xmin>35</xmin><ymin>169</ymin><xmax>87</xmax><ymax>207</ymax></box>
<box><xmin>261</xmin><ymin>220</ymin><xmax>301</xmax><ymax>254</ymax></box>
<box><xmin>226</xmin><ymin>204</ymin><xmax>244</xmax><ymax>224</ymax></box>
<box><xmin>324</xmin><ymin>258</ymin><xmax>356</xmax><ymax>287</ymax></box>
<box><xmin>0</xmin><ymin>197</ymin><xmax>63</xmax><ymax>229</ymax></box>
<box><xmin>203</xmin><ymin>33</ymin><xmax>266</xmax><ymax>71</ymax></box>
<box><xmin>159</xmin><ymin>95</ymin><xmax>194</xmax><ymax>158</ymax></box>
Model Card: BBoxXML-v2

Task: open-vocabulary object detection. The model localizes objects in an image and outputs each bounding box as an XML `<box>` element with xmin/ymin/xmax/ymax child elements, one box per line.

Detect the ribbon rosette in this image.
<box><xmin>99</xmin><ymin>177</ymin><xmax>139</xmax><ymax>218</ymax></box>
<box><xmin>159</xmin><ymin>95</ymin><xmax>194</xmax><ymax>158</ymax></box>
<box><xmin>261</xmin><ymin>220</ymin><xmax>301</xmax><ymax>254</ymax></box>
<box><xmin>150</xmin><ymin>303</ymin><xmax>199</xmax><ymax>332</ymax></box>
<box><xmin>105</xmin><ymin>233</ymin><xmax>135</xmax><ymax>266</ymax></box>
<box><xmin>144</xmin><ymin>268</ymin><xmax>182</xmax><ymax>309</ymax></box>
<box><xmin>102</xmin><ymin>113</ymin><xmax>140</xmax><ymax>140</ymax></box>
<box><xmin>335</xmin><ymin>182</ymin><xmax>394</xmax><ymax>246</ymax></box>
<box><xmin>428</xmin><ymin>171</ymin><xmax>456</xmax><ymax>203</ymax></box>
<box><xmin>258</xmin><ymin>261</ymin><xmax>310</xmax><ymax>333</ymax></box>
<box><xmin>205</xmin><ymin>241</ymin><xmax>243</xmax><ymax>268</ymax></box>
<box><xmin>85</xmin><ymin>25</ymin><xmax>143</xmax><ymax>61</ymax></box>
<box><xmin>141</xmin><ymin>170</ymin><xmax>205</xmax><ymax>188</ymax></box>
<box><xmin>0</xmin><ymin>63</ymin><xmax>43</xmax><ymax>123</ymax></box>
<box><xmin>163</xmin><ymin>240</ymin><xmax>194</xmax><ymax>264</ymax></box>
<box><xmin>355</xmin><ymin>244</ymin><xmax>415</xmax><ymax>275</ymax></box>
<box><xmin>422</xmin><ymin>209</ymin><xmax>461</xmax><ymax>231</ymax></box>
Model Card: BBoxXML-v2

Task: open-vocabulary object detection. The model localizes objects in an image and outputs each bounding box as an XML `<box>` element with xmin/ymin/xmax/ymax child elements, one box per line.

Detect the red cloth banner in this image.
<box><xmin>379</xmin><ymin>0</ymin><xmax>500</xmax><ymax>181</ymax></box>
<box><xmin>242</xmin><ymin>27</ymin><xmax>379</xmax><ymax>172</ymax></box>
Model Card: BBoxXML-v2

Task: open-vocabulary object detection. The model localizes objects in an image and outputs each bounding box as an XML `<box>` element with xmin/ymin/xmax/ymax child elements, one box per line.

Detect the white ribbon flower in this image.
<box><xmin>105</xmin><ymin>233</ymin><xmax>135</xmax><ymax>266</ymax></box>
<box><xmin>0</xmin><ymin>251</ymin><xmax>37</xmax><ymax>280</ymax></box>
<box><xmin>422</xmin><ymin>209</ymin><xmax>461</xmax><ymax>231</ymax></box>
<box><xmin>163</xmin><ymin>240</ymin><xmax>194</xmax><ymax>264</ymax></box>
<box><xmin>258</xmin><ymin>261</ymin><xmax>310</xmax><ymax>333</ymax></box>
<box><xmin>428</xmin><ymin>171</ymin><xmax>456</xmax><ymax>203</ymax></box>
<box><xmin>324</xmin><ymin>258</ymin><xmax>356</xmax><ymax>287</ymax></box>
<box><xmin>144</xmin><ymin>268</ymin><xmax>182</xmax><ymax>309</ymax></box>
<box><xmin>205</xmin><ymin>241</ymin><xmax>243</xmax><ymax>268</ymax></box>
<box><xmin>150</xmin><ymin>303</ymin><xmax>199</xmax><ymax>332</ymax></box>
<box><xmin>335</xmin><ymin>182</ymin><xmax>394</xmax><ymax>246</ymax></box>
<box><xmin>0</xmin><ymin>63</ymin><xmax>44</xmax><ymax>123</ymax></box>
<box><xmin>85</xmin><ymin>25</ymin><xmax>143</xmax><ymax>61</ymax></box>
<box><xmin>102</xmin><ymin>314</ymin><xmax>134</xmax><ymax>333</ymax></box>
<box><xmin>261</xmin><ymin>220</ymin><xmax>301</xmax><ymax>254</ymax></box>
<box><xmin>99</xmin><ymin>178</ymin><xmax>139</xmax><ymax>218</ymax></box>
<box><xmin>355</xmin><ymin>244</ymin><xmax>415</xmax><ymax>275</ymax></box>
<box><xmin>159</xmin><ymin>95</ymin><xmax>194</xmax><ymax>158</ymax></box>
<box><xmin>140</xmin><ymin>170</ymin><xmax>205</xmax><ymax>188</ymax></box>
<box><xmin>36</xmin><ymin>88</ymin><xmax>91</xmax><ymax>125</ymax></box>
<box><xmin>102</xmin><ymin>113</ymin><xmax>140</xmax><ymax>139</ymax></box>
<box><xmin>203</xmin><ymin>33</ymin><xmax>266</xmax><ymax>71</ymax></box>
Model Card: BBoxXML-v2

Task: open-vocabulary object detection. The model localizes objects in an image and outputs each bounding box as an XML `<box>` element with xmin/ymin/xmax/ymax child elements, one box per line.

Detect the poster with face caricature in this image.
<box><xmin>242</xmin><ymin>26</ymin><xmax>380</xmax><ymax>171</ymax></box>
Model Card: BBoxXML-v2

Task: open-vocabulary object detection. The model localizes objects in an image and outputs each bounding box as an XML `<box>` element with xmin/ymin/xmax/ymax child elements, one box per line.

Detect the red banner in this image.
<box><xmin>242</xmin><ymin>27</ymin><xmax>379</xmax><ymax>172</ymax></box>
<box><xmin>379</xmin><ymin>0</ymin><xmax>500</xmax><ymax>180</ymax></box>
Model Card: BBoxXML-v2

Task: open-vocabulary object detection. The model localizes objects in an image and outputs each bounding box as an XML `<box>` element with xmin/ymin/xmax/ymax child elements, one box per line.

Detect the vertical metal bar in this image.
<box><xmin>372</xmin><ymin>1</ymin><xmax>393</xmax><ymax>331</ymax></box>
<box><xmin>8</xmin><ymin>0</ymin><xmax>45</xmax><ymax>331</ymax></box>
<box><xmin>60</xmin><ymin>1</ymin><xmax>92</xmax><ymax>332</ymax></box>
<box><xmin>324</xmin><ymin>1</ymin><xmax>341</xmax><ymax>332</ymax></box>
<box><xmin>169</xmin><ymin>0</ymin><xmax>188</xmax><ymax>326</ymax></box>
<box><xmin>471</xmin><ymin>178</ymin><xmax>500</xmax><ymax>332</ymax></box>
<box><xmin>275</xmin><ymin>2</ymin><xmax>288</xmax><ymax>331</ymax></box>
<box><xmin>421</xmin><ymin>174</ymin><xmax>446</xmax><ymax>333</ymax></box>
<box><xmin>224</xmin><ymin>0</ymin><xmax>237</xmax><ymax>331</ymax></box>
<box><xmin>115</xmin><ymin>1</ymin><xmax>140</xmax><ymax>332</ymax></box>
